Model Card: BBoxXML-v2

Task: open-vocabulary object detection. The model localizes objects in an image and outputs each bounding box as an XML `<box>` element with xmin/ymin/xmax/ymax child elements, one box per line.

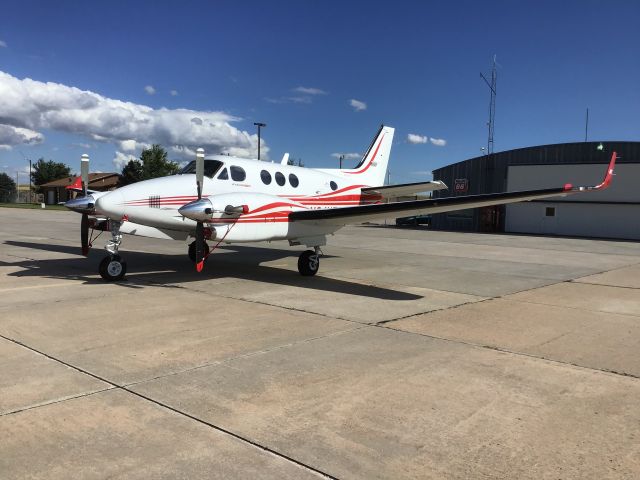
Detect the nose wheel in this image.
<box><xmin>98</xmin><ymin>219</ymin><xmax>126</xmax><ymax>281</ymax></box>
<box><xmin>99</xmin><ymin>255</ymin><xmax>127</xmax><ymax>281</ymax></box>
<box><xmin>298</xmin><ymin>249</ymin><xmax>320</xmax><ymax>276</ymax></box>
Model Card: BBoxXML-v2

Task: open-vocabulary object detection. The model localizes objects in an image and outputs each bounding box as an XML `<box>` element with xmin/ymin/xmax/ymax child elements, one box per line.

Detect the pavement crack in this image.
<box><xmin>0</xmin><ymin>387</ymin><xmax>115</xmax><ymax>417</ymax></box>
<box><xmin>0</xmin><ymin>333</ymin><xmax>339</xmax><ymax>480</ymax></box>
<box><xmin>123</xmin><ymin>326</ymin><xmax>363</xmax><ymax>388</ymax></box>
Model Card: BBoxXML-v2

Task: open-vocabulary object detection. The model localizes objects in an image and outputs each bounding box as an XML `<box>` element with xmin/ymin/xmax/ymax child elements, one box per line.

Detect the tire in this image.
<box><xmin>188</xmin><ymin>241</ymin><xmax>210</xmax><ymax>263</ymax></box>
<box><xmin>298</xmin><ymin>250</ymin><xmax>319</xmax><ymax>276</ymax></box>
<box><xmin>99</xmin><ymin>255</ymin><xmax>127</xmax><ymax>281</ymax></box>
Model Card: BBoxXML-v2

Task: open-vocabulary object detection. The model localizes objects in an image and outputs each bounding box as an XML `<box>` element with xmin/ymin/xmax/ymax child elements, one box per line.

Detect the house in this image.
<box><xmin>40</xmin><ymin>173</ymin><xmax>119</xmax><ymax>205</ymax></box>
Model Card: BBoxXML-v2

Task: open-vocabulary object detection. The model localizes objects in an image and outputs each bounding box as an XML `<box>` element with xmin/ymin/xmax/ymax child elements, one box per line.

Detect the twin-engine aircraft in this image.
<box><xmin>65</xmin><ymin>125</ymin><xmax>617</xmax><ymax>281</ymax></box>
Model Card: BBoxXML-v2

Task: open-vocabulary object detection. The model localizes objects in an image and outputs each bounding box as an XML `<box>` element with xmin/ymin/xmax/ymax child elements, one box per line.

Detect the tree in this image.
<box><xmin>119</xmin><ymin>159</ymin><xmax>144</xmax><ymax>186</ymax></box>
<box><xmin>118</xmin><ymin>145</ymin><xmax>179</xmax><ymax>186</ymax></box>
<box><xmin>0</xmin><ymin>173</ymin><xmax>17</xmax><ymax>203</ymax></box>
<box><xmin>31</xmin><ymin>158</ymin><xmax>71</xmax><ymax>188</ymax></box>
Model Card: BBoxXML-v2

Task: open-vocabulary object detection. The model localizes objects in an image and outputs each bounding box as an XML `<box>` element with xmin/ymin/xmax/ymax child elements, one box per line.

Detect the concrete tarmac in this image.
<box><xmin>1</xmin><ymin>207</ymin><xmax>639</xmax><ymax>479</ymax></box>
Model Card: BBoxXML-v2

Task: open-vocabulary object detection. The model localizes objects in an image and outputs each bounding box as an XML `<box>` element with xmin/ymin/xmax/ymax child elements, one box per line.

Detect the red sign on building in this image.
<box><xmin>454</xmin><ymin>178</ymin><xmax>468</xmax><ymax>193</ymax></box>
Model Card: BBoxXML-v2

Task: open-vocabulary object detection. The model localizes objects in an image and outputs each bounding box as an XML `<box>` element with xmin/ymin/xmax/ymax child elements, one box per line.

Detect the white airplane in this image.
<box><xmin>65</xmin><ymin>125</ymin><xmax>617</xmax><ymax>281</ymax></box>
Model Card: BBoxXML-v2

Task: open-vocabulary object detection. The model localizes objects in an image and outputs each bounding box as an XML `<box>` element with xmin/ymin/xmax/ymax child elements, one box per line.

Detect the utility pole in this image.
<box><xmin>480</xmin><ymin>55</ymin><xmax>497</xmax><ymax>155</ymax></box>
<box><xmin>16</xmin><ymin>172</ymin><xmax>19</xmax><ymax>202</ymax></box>
<box><xmin>29</xmin><ymin>158</ymin><xmax>32</xmax><ymax>204</ymax></box>
<box><xmin>584</xmin><ymin>108</ymin><xmax>589</xmax><ymax>142</ymax></box>
<box><xmin>254</xmin><ymin>122</ymin><xmax>266</xmax><ymax>160</ymax></box>
<box><xmin>339</xmin><ymin>154</ymin><xmax>344</xmax><ymax>169</ymax></box>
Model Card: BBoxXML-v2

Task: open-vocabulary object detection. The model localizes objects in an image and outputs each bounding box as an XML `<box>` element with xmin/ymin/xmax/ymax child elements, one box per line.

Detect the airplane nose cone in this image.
<box><xmin>64</xmin><ymin>195</ymin><xmax>95</xmax><ymax>213</ymax></box>
<box><xmin>95</xmin><ymin>190</ymin><xmax>125</xmax><ymax>219</ymax></box>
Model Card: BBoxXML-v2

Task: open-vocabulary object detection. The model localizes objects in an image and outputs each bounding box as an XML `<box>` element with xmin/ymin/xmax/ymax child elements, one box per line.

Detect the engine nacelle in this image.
<box><xmin>207</xmin><ymin>192</ymin><xmax>293</xmax><ymax>220</ymax></box>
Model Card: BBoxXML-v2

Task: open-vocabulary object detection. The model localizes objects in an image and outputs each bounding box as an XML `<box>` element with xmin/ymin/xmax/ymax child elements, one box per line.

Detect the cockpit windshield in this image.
<box><xmin>179</xmin><ymin>159</ymin><xmax>224</xmax><ymax>178</ymax></box>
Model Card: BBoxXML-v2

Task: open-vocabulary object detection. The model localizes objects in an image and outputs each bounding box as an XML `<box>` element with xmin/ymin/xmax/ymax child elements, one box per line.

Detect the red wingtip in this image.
<box><xmin>66</xmin><ymin>176</ymin><xmax>83</xmax><ymax>190</ymax></box>
<box><xmin>597</xmin><ymin>151</ymin><xmax>617</xmax><ymax>190</ymax></box>
<box><xmin>196</xmin><ymin>260</ymin><xmax>204</xmax><ymax>272</ymax></box>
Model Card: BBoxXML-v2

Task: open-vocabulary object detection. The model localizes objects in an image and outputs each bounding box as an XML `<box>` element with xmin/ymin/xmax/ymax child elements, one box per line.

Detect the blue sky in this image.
<box><xmin>0</xmin><ymin>0</ymin><xmax>638</xmax><ymax>184</ymax></box>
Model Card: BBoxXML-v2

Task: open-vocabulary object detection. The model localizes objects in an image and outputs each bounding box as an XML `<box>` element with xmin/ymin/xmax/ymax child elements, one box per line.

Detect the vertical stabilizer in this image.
<box><xmin>340</xmin><ymin>125</ymin><xmax>394</xmax><ymax>186</ymax></box>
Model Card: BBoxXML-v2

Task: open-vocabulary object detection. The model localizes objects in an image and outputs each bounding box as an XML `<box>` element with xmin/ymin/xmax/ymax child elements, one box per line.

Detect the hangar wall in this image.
<box><xmin>431</xmin><ymin>141</ymin><xmax>640</xmax><ymax>240</ymax></box>
<box><xmin>505</xmin><ymin>163</ymin><xmax>640</xmax><ymax>240</ymax></box>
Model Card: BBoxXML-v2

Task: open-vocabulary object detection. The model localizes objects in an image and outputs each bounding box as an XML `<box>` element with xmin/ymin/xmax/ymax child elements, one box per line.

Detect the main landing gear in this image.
<box><xmin>298</xmin><ymin>247</ymin><xmax>321</xmax><ymax>276</ymax></box>
<box><xmin>99</xmin><ymin>221</ymin><xmax>127</xmax><ymax>281</ymax></box>
<box><xmin>188</xmin><ymin>240</ymin><xmax>210</xmax><ymax>263</ymax></box>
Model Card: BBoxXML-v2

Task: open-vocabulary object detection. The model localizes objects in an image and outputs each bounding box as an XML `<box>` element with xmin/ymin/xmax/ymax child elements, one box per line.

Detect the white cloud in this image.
<box><xmin>265</xmin><ymin>95</ymin><xmax>312</xmax><ymax>104</ymax></box>
<box><xmin>71</xmin><ymin>142</ymin><xmax>93</xmax><ymax>149</ymax></box>
<box><xmin>170</xmin><ymin>89</ymin><xmax>178</xmax><ymax>96</ymax></box>
<box><xmin>349</xmin><ymin>99</ymin><xmax>367</xmax><ymax>111</ymax></box>
<box><xmin>410</xmin><ymin>170</ymin><xmax>433</xmax><ymax>176</ymax></box>
<box><xmin>144</xmin><ymin>85</ymin><xmax>156</xmax><ymax>95</ymax></box>
<box><xmin>293</xmin><ymin>86</ymin><xmax>327</xmax><ymax>95</ymax></box>
<box><xmin>0</xmin><ymin>125</ymin><xmax>44</xmax><ymax>149</ymax></box>
<box><xmin>407</xmin><ymin>133</ymin><xmax>428</xmax><ymax>144</ymax></box>
<box><xmin>113</xmin><ymin>151</ymin><xmax>135</xmax><ymax>170</ymax></box>
<box><xmin>0</xmin><ymin>71</ymin><xmax>267</xmax><ymax>167</ymax></box>
<box><xmin>0</xmin><ymin>40</ymin><xmax>6</xmax><ymax>48</ymax></box>
<box><xmin>430</xmin><ymin>137</ymin><xmax>447</xmax><ymax>146</ymax></box>
<box><xmin>331</xmin><ymin>152</ymin><xmax>360</xmax><ymax>160</ymax></box>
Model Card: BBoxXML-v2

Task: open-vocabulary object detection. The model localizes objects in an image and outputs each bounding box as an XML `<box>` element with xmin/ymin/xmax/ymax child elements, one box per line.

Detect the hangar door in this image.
<box><xmin>505</xmin><ymin>163</ymin><xmax>640</xmax><ymax>240</ymax></box>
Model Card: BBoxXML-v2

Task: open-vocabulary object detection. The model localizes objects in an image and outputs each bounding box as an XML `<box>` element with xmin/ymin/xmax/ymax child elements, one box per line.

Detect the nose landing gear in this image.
<box><xmin>99</xmin><ymin>221</ymin><xmax>127</xmax><ymax>281</ymax></box>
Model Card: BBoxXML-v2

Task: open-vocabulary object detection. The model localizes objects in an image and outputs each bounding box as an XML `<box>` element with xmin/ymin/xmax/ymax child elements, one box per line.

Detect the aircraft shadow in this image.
<box><xmin>3</xmin><ymin>241</ymin><xmax>422</xmax><ymax>301</ymax></box>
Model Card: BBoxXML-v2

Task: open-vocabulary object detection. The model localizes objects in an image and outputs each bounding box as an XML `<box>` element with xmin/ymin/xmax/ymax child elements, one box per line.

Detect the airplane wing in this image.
<box><xmin>361</xmin><ymin>180</ymin><xmax>448</xmax><ymax>199</ymax></box>
<box><xmin>290</xmin><ymin>153</ymin><xmax>616</xmax><ymax>226</ymax></box>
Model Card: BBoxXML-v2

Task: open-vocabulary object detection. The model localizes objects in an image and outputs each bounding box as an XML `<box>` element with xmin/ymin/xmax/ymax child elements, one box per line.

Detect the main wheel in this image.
<box><xmin>99</xmin><ymin>255</ymin><xmax>127</xmax><ymax>281</ymax></box>
<box><xmin>298</xmin><ymin>250</ymin><xmax>319</xmax><ymax>276</ymax></box>
<box><xmin>188</xmin><ymin>241</ymin><xmax>210</xmax><ymax>263</ymax></box>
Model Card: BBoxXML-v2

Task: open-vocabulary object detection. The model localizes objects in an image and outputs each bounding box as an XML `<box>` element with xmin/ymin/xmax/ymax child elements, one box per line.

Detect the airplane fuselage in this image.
<box><xmin>95</xmin><ymin>155</ymin><xmax>382</xmax><ymax>244</ymax></box>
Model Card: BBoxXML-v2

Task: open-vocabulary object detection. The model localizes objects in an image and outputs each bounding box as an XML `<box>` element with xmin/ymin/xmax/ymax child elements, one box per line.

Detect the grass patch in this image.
<box><xmin>0</xmin><ymin>203</ymin><xmax>68</xmax><ymax>211</ymax></box>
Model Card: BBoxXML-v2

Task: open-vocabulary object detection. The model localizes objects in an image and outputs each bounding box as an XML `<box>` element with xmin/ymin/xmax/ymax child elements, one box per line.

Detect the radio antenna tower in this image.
<box><xmin>480</xmin><ymin>55</ymin><xmax>497</xmax><ymax>155</ymax></box>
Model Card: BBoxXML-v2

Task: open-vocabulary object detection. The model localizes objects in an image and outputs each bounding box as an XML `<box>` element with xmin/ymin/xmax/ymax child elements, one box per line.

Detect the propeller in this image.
<box><xmin>194</xmin><ymin>148</ymin><xmax>206</xmax><ymax>272</ymax></box>
<box><xmin>80</xmin><ymin>154</ymin><xmax>90</xmax><ymax>256</ymax></box>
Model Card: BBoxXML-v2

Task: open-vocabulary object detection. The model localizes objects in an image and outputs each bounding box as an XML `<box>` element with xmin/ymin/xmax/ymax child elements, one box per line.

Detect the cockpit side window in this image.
<box><xmin>217</xmin><ymin>168</ymin><xmax>229</xmax><ymax>180</ymax></box>
<box><xmin>179</xmin><ymin>159</ymin><xmax>224</xmax><ymax>179</ymax></box>
<box><xmin>230</xmin><ymin>166</ymin><xmax>246</xmax><ymax>182</ymax></box>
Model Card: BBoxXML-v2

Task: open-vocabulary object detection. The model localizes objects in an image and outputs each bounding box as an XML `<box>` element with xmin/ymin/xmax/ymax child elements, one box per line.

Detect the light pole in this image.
<box><xmin>254</xmin><ymin>122</ymin><xmax>266</xmax><ymax>160</ymax></box>
<box><xmin>29</xmin><ymin>159</ymin><xmax>32</xmax><ymax>204</ymax></box>
<box><xmin>339</xmin><ymin>154</ymin><xmax>344</xmax><ymax>169</ymax></box>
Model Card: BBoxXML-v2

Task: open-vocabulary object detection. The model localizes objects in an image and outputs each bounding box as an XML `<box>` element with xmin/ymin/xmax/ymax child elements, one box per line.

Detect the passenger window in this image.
<box><xmin>260</xmin><ymin>170</ymin><xmax>272</xmax><ymax>185</ymax></box>
<box><xmin>230</xmin><ymin>166</ymin><xmax>246</xmax><ymax>182</ymax></box>
<box><xmin>289</xmin><ymin>174</ymin><xmax>299</xmax><ymax>188</ymax></box>
<box><xmin>330</xmin><ymin>181</ymin><xmax>338</xmax><ymax>191</ymax></box>
<box><xmin>275</xmin><ymin>172</ymin><xmax>285</xmax><ymax>186</ymax></box>
<box><xmin>217</xmin><ymin>168</ymin><xmax>228</xmax><ymax>180</ymax></box>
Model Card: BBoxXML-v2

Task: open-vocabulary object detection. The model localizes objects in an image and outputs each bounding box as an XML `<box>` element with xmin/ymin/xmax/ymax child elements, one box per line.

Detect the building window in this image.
<box><xmin>545</xmin><ymin>207</ymin><xmax>556</xmax><ymax>217</ymax></box>
<box><xmin>289</xmin><ymin>173</ymin><xmax>299</xmax><ymax>188</ymax></box>
<box><xmin>330</xmin><ymin>181</ymin><xmax>338</xmax><ymax>191</ymax></box>
<box><xmin>260</xmin><ymin>170</ymin><xmax>272</xmax><ymax>185</ymax></box>
<box><xmin>217</xmin><ymin>168</ymin><xmax>228</xmax><ymax>180</ymax></box>
<box><xmin>230</xmin><ymin>166</ymin><xmax>246</xmax><ymax>182</ymax></box>
<box><xmin>275</xmin><ymin>172</ymin><xmax>285</xmax><ymax>186</ymax></box>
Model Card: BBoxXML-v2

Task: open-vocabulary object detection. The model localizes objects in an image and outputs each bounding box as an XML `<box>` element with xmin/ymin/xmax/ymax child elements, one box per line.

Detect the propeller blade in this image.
<box><xmin>80</xmin><ymin>154</ymin><xmax>90</xmax><ymax>196</ymax></box>
<box><xmin>81</xmin><ymin>213</ymin><xmax>89</xmax><ymax>256</ymax></box>
<box><xmin>196</xmin><ymin>148</ymin><xmax>204</xmax><ymax>200</ymax></box>
<box><xmin>195</xmin><ymin>221</ymin><xmax>205</xmax><ymax>272</ymax></box>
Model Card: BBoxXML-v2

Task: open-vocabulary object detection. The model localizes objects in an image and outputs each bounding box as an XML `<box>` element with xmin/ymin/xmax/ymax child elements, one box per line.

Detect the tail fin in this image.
<box><xmin>341</xmin><ymin>125</ymin><xmax>395</xmax><ymax>186</ymax></box>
